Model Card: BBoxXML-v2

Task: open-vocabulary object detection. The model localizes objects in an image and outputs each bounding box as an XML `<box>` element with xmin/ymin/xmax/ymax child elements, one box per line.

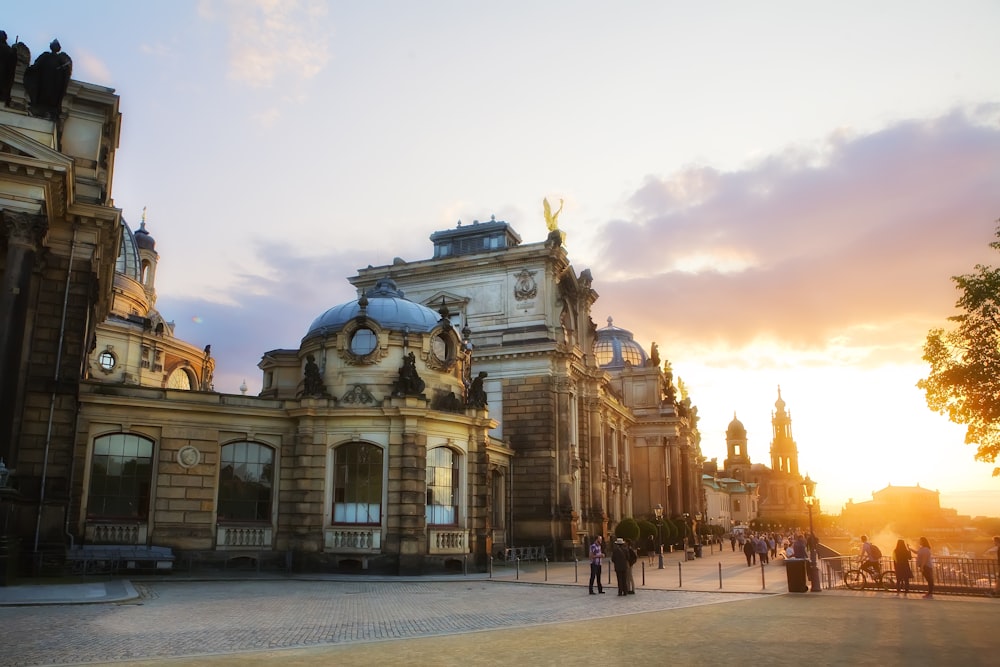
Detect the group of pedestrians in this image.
<box><xmin>860</xmin><ymin>534</ymin><xmax>936</xmax><ymax>598</ymax></box>
<box><xmin>588</xmin><ymin>535</ymin><xmax>638</xmax><ymax>596</ymax></box>
<box><xmin>738</xmin><ymin>531</ymin><xmax>790</xmax><ymax>566</ymax></box>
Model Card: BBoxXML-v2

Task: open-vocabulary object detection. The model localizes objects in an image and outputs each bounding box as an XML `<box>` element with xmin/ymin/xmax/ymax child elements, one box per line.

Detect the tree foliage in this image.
<box><xmin>918</xmin><ymin>223</ymin><xmax>1000</xmax><ymax>476</ymax></box>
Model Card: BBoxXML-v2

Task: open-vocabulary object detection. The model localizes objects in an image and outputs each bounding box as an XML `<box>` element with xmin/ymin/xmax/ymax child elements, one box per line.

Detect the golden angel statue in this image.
<box><xmin>543</xmin><ymin>198</ymin><xmax>566</xmax><ymax>245</ymax></box>
<box><xmin>543</xmin><ymin>197</ymin><xmax>563</xmax><ymax>231</ymax></box>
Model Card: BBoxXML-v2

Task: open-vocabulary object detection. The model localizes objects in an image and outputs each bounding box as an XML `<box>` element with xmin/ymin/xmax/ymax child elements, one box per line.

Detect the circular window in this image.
<box><xmin>98</xmin><ymin>350</ymin><xmax>116</xmax><ymax>371</ymax></box>
<box><xmin>431</xmin><ymin>334</ymin><xmax>449</xmax><ymax>361</ymax></box>
<box><xmin>350</xmin><ymin>328</ymin><xmax>377</xmax><ymax>356</ymax></box>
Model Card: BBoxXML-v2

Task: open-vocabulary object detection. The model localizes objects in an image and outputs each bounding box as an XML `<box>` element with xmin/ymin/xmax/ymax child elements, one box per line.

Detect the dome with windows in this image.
<box><xmin>304</xmin><ymin>277</ymin><xmax>444</xmax><ymax>343</ymax></box>
<box><xmin>594</xmin><ymin>316</ymin><xmax>648</xmax><ymax>369</ymax></box>
<box><xmin>114</xmin><ymin>218</ymin><xmax>142</xmax><ymax>281</ymax></box>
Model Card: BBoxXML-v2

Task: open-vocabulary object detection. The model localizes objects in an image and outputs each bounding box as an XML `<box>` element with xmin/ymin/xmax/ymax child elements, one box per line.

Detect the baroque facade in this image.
<box><xmin>1</xmin><ymin>35</ymin><xmax>704</xmax><ymax>577</ymax></box>
<box><xmin>352</xmin><ymin>220</ymin><xmax>705</xmax><ymax>559</ymax></box>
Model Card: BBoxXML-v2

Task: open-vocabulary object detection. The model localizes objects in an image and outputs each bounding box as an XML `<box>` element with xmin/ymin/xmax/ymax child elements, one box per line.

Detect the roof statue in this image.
<box><xmin>0</xmin><ymin>31</ymin><xmax>17</xmax><ymax>106</ymax></box>
<box><xmin>23</xmin><ymin>38</ymin><xmax>72</xmax><ymax>119</ymax></box>
<box><xmin>543</xmin><ymin>197</ymin><xmax>566</xmax><ymax>246</ymax></box>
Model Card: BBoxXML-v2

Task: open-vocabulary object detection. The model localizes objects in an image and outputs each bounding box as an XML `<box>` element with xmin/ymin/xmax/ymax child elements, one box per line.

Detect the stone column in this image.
<box><xmin>0</xmin><ymin>211</ymin><xmax>47</xmax><ymax>467</ymax></box>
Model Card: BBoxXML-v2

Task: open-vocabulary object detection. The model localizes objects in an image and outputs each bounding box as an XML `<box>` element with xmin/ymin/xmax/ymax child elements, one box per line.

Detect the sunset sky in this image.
<box><xmin>7</xmin><ymin>1</ymin><xmax>1000</xmax><ymax>517</ymax></box>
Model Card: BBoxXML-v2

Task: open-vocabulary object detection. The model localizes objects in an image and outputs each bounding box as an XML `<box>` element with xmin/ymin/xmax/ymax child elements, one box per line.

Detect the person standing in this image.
<box><xmin>993</xmin><ymin>536</ymin><xmax>1000</xmax><ymax>597</ymax></box>
<box><xmin>911</xmin><ymin>536</ymin><xmax>934</xmax><ymax>598</ymax></box>
<box><xmin>892</xmin><ymin>539</ymin><xmax>913</xmax><ymax>596</ymax></box>
<box><xmin>743</xmin><ymin>536</ymin><xmax>755</xmax><ymax>567</ymax></box>
<box><xmin>755</xmin><ymin>534</ymin><xmax>769</xmax><ymax>564</ymax></box>
<box><xmin>611</xmin><ymin>538</ymin><xmax>629</xmax><ymax>596</ymax></box>
<box><xmin>625</xmin><ymin>538</ymin><xmax>637</xmax><ymax>594</ymax></box>
<box><xmin>588</xmin><ymin>536</ymin><xmax>605</xmax><ymax>595</ymax></box>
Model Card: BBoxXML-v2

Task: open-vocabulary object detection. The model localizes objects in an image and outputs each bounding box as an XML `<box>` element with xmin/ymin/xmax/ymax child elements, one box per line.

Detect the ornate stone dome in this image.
<box><xmin>304</xmin><ymin>277</ymin><xmax>443</xmax><ymax>342</ymax></box>
<box><xmin>594</xmin><ymin>316</ymin><xmax>648</xmax><ymax>369</ymax></box>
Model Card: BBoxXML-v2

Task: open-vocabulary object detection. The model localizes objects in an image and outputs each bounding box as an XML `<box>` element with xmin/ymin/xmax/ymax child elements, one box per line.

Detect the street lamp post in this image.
<box><xmin>802</xmin><ymin>474</ymin><xmax>820</xmax><ymax>592</ymax></box>
<box><xmin>654</xmin><ymin>504</ymin><xmax>664</xmax><ymax>569</ymax></box>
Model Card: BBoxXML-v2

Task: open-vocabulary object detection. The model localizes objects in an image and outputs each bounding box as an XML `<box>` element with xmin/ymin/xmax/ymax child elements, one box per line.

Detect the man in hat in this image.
<box><xmin>611</xmin><ymin>538</ymin><xmax>630</xmax><ymax>596</ymax></box>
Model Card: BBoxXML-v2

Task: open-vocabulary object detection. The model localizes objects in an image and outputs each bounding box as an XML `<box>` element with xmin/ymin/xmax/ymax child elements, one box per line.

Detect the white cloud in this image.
<box><xmin>200</xmin><ymin>0</ymin><xmax>331</xmax><ymax>88</ymax></box>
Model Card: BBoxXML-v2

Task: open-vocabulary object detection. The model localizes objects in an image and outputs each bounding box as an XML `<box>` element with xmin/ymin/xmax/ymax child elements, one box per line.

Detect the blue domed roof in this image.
<box><xmin>304</xmin><ymin>277</ymin><xmax>442</xmax><ymax>340</ymax></box>
<box><xmin>594</xmin><ymin>316</ymin><xmax>648</xmax><ymax>369</ymax></box>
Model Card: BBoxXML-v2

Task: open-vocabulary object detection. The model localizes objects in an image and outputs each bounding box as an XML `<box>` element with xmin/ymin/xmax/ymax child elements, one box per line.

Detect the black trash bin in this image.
<box><xmin>785</xmin><ymin>558</ymin><xmax>808</xmax><ymax>592</ymax></box>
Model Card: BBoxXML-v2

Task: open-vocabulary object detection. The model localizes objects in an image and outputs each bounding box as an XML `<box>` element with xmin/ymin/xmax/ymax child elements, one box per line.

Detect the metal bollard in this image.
<box><xmin>761</xmin><ymin>563</ymin><xmax>766</xmax><ymax>590</ymax></box>
<box><xmin>641</xmin><ymin>561</ymin><xmax>645</xmax><ymax>586</ymax></box>
<box><xmin>516</xmin><ymin>557</ymin><xmax>520</xmax><ymax>580</ymax></box>
<box><xmin>463</xmin><ymin>554</ymin><xmax>468</xmax><ymax>576</ymax></box>
<box><xmin>678</xmin><ymin>561</ymin><xmax>683</xmax><ymax>588</ymax></box>
<box><xmin>544</xmin><ymin>558</ymin><xmax>548</xmax><ymax>581</ymax></box>
<box><xmin>719</xmin><ymin>562</ymin><xmax>723</xmax><ymax>589</ymax></box>
<box><xmin>489</xmin><ymin>555</ymin><xmax>493</xmax><ymax>579</ymax></box>
<box><xmin>574</xmin><ymin>559</ymin><xmax>578</xmax><ymax>583</ymax></box>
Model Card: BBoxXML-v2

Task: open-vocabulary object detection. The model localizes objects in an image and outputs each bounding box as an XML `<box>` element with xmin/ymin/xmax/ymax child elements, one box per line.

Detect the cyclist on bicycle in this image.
<box><xmin>859</xmin><ymin>535</ymin><xmax>881</xmax><ymax>576</ymax></box>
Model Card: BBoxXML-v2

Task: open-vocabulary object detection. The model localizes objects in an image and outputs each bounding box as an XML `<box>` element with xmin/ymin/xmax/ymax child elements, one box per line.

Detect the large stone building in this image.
<box><xmin>1</xmin><ymin>35</ymin><xmax>124</xmax><ymax>566</ymax></box>
<box><xmin>352</xmin><ymin>221</ymin><xmax>705</xmax><ymax>559</ymax></box>
<box><xmin>1</xmin><ymin>35</ymin><xmax>704</xmax><ymax>577</ymax></box>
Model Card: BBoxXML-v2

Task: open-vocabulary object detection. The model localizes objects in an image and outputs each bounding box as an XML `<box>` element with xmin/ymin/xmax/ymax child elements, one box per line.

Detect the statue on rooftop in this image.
<box><xmin>393</xmin><ymin>351</ymin><xmax>425</xmax><ymax>396</ymax></box>
<box><xmin>0</xmin><ymin>31</ymin><xmax>17</xmax><ymax>106</ymax></box>
<box><xmin>302</xmin><ymin>354</ymin><xmax>326</xmax><ymax>397</ymax></box>
<box><xmin>23</xmin><ymin>38</ymin><xmax>72</xmax><ymax>119</ymax></box>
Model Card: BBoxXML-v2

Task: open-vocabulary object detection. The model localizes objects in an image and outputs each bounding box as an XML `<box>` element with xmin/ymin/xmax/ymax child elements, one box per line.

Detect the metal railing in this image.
<box><xmin>498</xmin><ymin>546</ymin><xmax>548</xmax><ymax>563</ymax></box>
<box><xmin>821</xmin><ymin>555</ymin><xmax>998</xmax><ymax>597</ymax></box>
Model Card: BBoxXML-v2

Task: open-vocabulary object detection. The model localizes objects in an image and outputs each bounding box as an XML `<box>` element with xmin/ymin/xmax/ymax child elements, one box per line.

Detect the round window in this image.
<box><xmin>350</xmin><ymin>328</ymin><xmax>377</xmax><ymax>356</ymax></box>
<box><xmin>98</xmin><ymin>350</ymin><xmax>116</xmax><ymax>371</ymax></box>
<box><xmin>431</xmin><ymin>334</ymin><xmax>449</xmax><ymax>361</ymax></box>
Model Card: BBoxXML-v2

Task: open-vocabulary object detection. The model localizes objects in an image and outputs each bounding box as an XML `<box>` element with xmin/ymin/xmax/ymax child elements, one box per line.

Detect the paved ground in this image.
<box><xmin>0</xmin><ymin>546</ymin><xmax>996</xmax><ymax>666</ymax></box>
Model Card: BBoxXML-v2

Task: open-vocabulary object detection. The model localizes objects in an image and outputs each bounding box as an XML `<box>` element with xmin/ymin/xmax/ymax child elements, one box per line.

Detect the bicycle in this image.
<box><xmin>843</xmin><ymin>560</ymin><xmax>895</xmax><ymax>591</ymax></box>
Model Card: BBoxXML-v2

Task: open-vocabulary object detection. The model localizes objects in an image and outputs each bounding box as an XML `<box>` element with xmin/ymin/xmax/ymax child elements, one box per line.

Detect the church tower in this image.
<box><xmin>724</xmin><ymin>413</ymin><xmax>751</xmax><ymax>480</ymax></box>
<box><xmin>769</xmin><ymin>386</ymin><xmax>799</xmax><ymax>475</ymax></box>
<box><xmin>133</xmin><ymin>207</ymin><xmax>159</xmax><ymax>306</ymax></box>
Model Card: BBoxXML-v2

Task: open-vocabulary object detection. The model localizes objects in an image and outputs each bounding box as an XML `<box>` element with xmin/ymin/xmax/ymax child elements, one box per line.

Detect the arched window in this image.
<box><xmin>87</xmin><ymin>433</ymin><xmax>154</xmax><ymax>519</ymax></box>
<box><xmin>332</xmin><ymin>442</ymin><xmax>383</xmax><ymax>524</ymax></box>
<box><xmin>218</xmin><ymin>442</ymin><xmax>274</xmax><ymax>522</ymax></box>
<box><xmin>166</xmin><ymin>367</ymin><xmax>192</xmax><ymax>390</ymax></box>
<box><xmin>490</xmin><ymin>469</ymin><xmax>506</xmax><ymax>530</ymax></box>
<box><xmin>426</xmin><ymin>447</ymin><xmax>459</xmax><ymax>525</ymax></box>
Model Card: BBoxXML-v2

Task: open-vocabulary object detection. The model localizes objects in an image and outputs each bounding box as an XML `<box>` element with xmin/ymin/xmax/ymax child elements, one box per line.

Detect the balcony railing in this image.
<box><xmin>428</xmin><ymin>528</ymin><xmax>467</xmax><ymax>554</ymax></box>
<box><xmin>85</xmin><ymin>522</ymin><xmax>147</xmax><ymax>545</ymax></box>
<box><xmin>216</xmin><ymin>525</ymin><xmax>272</xmax><ymax>550</ymax></box>
<box><xmin>325</xmin><ymin>527</ymin><xmax>382</xmax><ymax>552</ymax></box>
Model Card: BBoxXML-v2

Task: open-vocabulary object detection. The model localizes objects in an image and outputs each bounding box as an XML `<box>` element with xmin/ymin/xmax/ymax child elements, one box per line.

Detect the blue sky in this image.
<box><xmin>6</xmin><ymin>1</ymin><xmax>1000</xmax><ymax>516</ymax></box>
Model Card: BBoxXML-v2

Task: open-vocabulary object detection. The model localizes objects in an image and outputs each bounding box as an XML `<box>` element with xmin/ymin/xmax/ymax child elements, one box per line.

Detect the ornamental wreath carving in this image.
<box><xmin>514</xmin><ymin>269</ymin><xmax>537</xmax><ymax>301</ymax></box>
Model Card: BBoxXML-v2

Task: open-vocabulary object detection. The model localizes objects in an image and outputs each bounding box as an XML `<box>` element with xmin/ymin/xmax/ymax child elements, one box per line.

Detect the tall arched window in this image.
<box><xmin>218</xmin><ymin>442</ymin><xmax>274</xmax><ymax>522</ymax></box>
<box><xmin>426</xmin><ymin>447</ymin><xmax>459</xmax><ymax>525</ymax></box>
<box><xmin>490</xmin><ymin>468</ymin><xmax>506</xmax><ymax>530</ymax></box>
<box><xmin>87</xmin><ymin>433</ymin><xmax>154</xmax><ymax>519</ymax></box>
<box><xmin>332</xmin><ymin>442</ymin><xmax>383</xmax><ymax>524</ymax></box>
